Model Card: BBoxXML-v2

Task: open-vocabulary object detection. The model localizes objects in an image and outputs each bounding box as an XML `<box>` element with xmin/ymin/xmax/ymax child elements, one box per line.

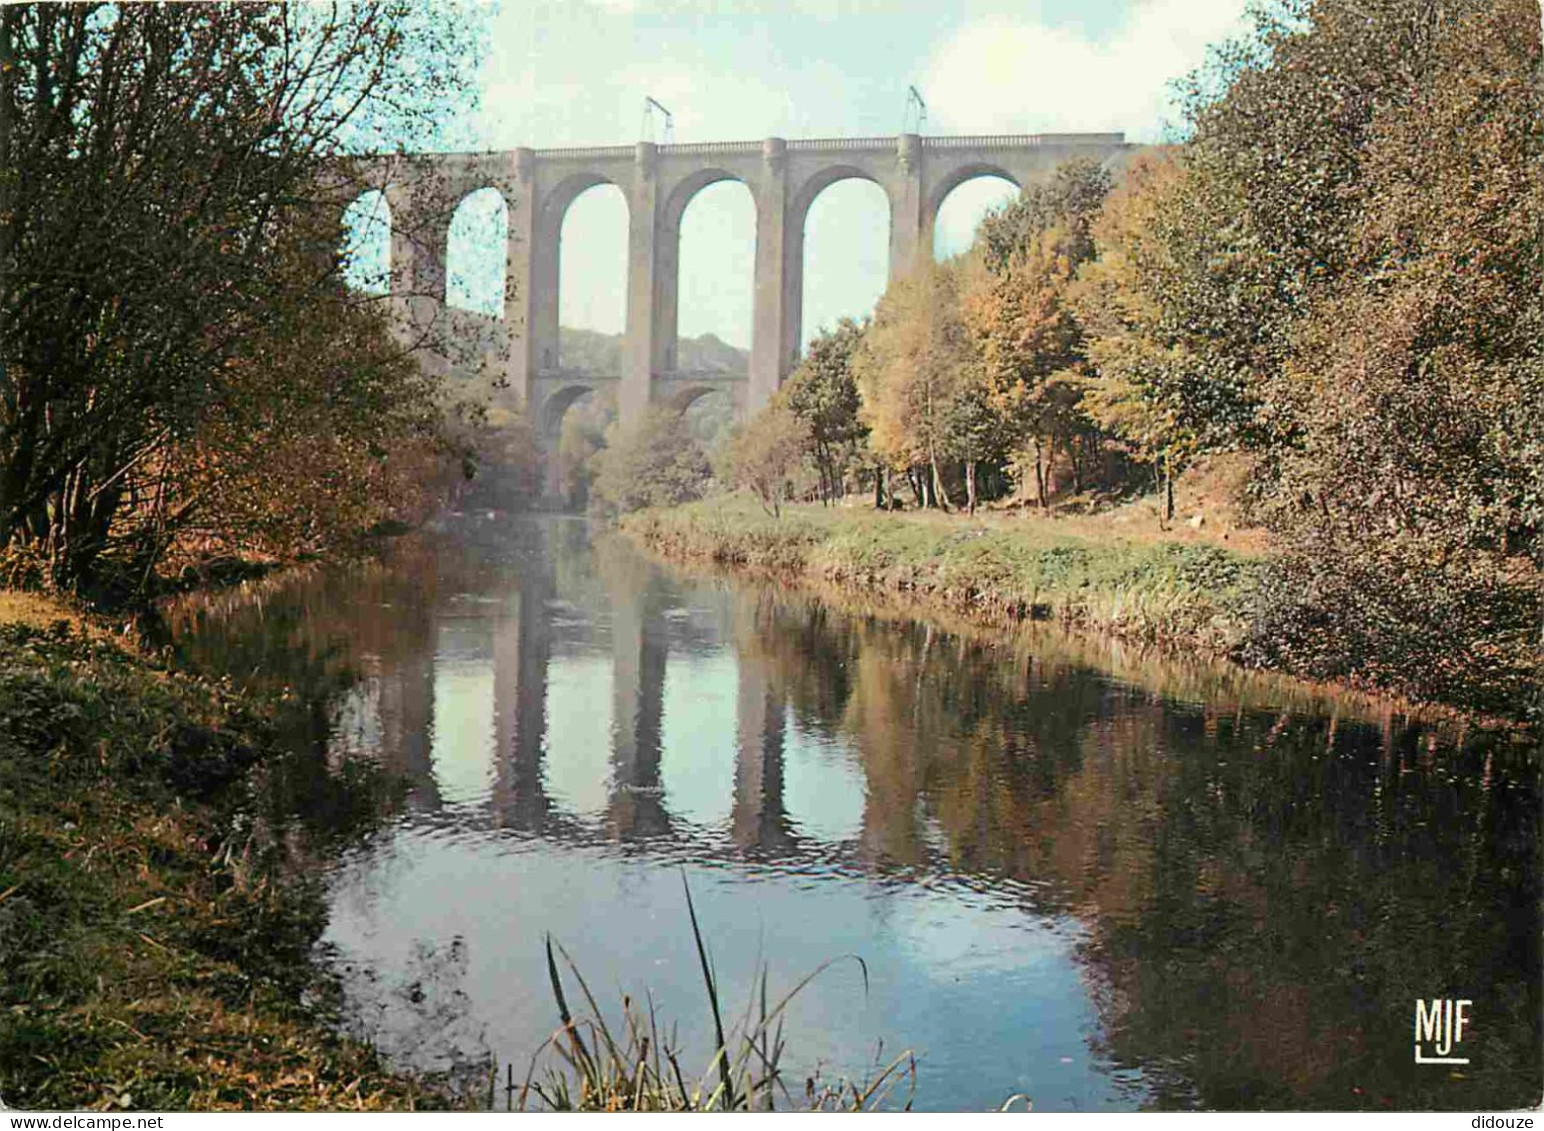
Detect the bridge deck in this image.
<box><xmin>534</xmin><ymin>369</ymin><xmax>747</xmax><ymax>383</ymax></box>
<box><xmin>376</xmin><ymin>132</ymin><xmax>1127</xmax><ymax>162</ymax></box>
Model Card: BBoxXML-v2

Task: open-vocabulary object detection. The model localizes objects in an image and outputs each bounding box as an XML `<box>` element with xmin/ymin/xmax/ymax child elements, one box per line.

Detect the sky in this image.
<box><xmin>352</xmin><ymin>0</ymin><xmax>1253</xmax><ymax>354</ymax></box>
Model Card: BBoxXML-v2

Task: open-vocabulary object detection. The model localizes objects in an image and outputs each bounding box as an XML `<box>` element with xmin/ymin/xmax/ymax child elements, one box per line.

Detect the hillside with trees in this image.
<box><xmin>557</xmin><ymin>328</ymin><xmax>749</xmax><ymax>375</ymax></box>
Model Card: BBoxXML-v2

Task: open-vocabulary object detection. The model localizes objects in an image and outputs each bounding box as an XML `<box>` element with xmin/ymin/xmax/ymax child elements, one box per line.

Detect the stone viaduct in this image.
<box><xmin>341</xmin><ymin>132</ymin><xmax>1132</xmax><ymax>449</ymax></box>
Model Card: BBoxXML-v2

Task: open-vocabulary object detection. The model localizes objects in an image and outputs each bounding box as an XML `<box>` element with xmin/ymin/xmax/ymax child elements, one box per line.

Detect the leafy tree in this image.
<box><xmin>962</xmin><ymin>159</ymin><xmax>1110</xmax><ymax>508</ymax></box>
<box><xmin>1234</xmin><ymin>0</ymin><xmax>1542</xmax><ymax>714</ymax></box>
<box><xmin>1104</xmin><ymin>0</ymin><xmax>1541</xmax><ymax>713</ymax></box>
<box><xmin>976</xmin><ymin>158</ymin><xmax>1109</xmax><ymax>276</ymax></box>
<box><xmin>1072</xmin><ymin>150</ymin><xmax>1198</xmax><ymax>519</ymax></box>
<box><xmin>556</xmin><ymin>394</ymin><xmax>614</xmax><ymax>510</ymax></box>
<box><xmin>591</xmin><ymin>409</ymin><xmax>712</xmax><ymax>515</ymax></box>
<box><xmin>457</xmin><ymin>403</ymin><xmax>541</xmax><ymax>513</ymax></box>
<box><xmin>938</xmin><ymin>361</ymin><xmax>1007</xmax><ymax>516</ymax></box>
<box><xmin>854</xmin><ymin>262</ymin><xmax>974</xmax><ymax>510</ymax></box>
<box><xmin>713</xmin><ymin>403</ymin><xmax>810</xmax><ymax>518</ymax></box>
<box><xmin>0</xmin><ymin>4</ymin><xmax>476</xmax><ymax>598</ymax></box>
<box><xmin>165</xmin><ymin>273</ymin><xmax>459</xmax><ymax>565</ymax></box>
<box><xmin>781</xmin><ymin>319</ymin><xmax>869</xmax><ymax>504</ymax></box>
<box><xmin>1129</xmin><ymin>0</ymin><xmax>1521</xmax><ymax>464</ymax></box>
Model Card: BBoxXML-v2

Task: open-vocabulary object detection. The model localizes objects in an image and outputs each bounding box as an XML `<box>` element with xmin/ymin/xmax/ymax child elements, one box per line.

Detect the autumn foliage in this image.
<box><xmin>0</xmin><ymin>4</ymin><xmax>477</xmax><ymax>601</ymax></box>
<box><xmin>723</xmin><ymin>0</ymin><xmax>1539</xmax><ymax>716</ymax></box>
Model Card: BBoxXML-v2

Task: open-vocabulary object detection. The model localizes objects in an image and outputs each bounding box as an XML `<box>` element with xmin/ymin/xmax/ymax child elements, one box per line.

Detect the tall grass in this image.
<box><xmin>514</xmin><ymin>876</ymin><xmax>915</xmax><ymax>1112</ymax></box>
<box><xmin>622</xmin><ymin>497</ymin><xmax>1261</xmax><ymax>653</ymax></box>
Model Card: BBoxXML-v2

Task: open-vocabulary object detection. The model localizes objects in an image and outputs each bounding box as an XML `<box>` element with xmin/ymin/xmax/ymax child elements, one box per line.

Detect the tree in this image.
<box><xmin>1071</xmin><ymin>150</ymin><xmax>1198</xmax><ymax>520</ymax></box>
<box><xmin>854</xmin><ymin>262</ymin><xmax>973</xmax><ymax>510</ymax></box>
<box><xmin>781</xmin><ymin>319</ymin><xmax>869</xmax><ymax>504</ymax></box>
<box><xmin>1125</xmin><ymin>0</ymin><xmax>1522</xmax><ymax>464</ymax></box>
<box><xmin>457</xmin><ymin>403</ymin><xmax>541</xmax><ymax>513</ymax></box>
<box><xmin>590</xmin><ymin>409</ymin><xmax>712</xmax><ymax>515</ymax></box>
<box><xmin>1235</xmin><ymin>0</ymin><xmax>1542</xmax><ymax>714</ymax></box>
<box><xmin>976</xmin><ymin>158</ymin><xmax>1109</xmax><ymax>276</ymax></box>
<box><xmin>162</xmin><ymin>271</ymin><xmax>460</xmax><ymax>566</ymax></box>
<box><xmin>937</xmin><ymin>350</ymin><xmax>1006</xmax><ymax>515</ymax></box>
<box><xmin>713</xmin><ymin>402</ymin><xmax>810</xmax><ymax>518</ymax></box>
<box><xmin>556</xmin><ymin>394</ymin><xmax>615</xmax><ymax>510</ymax></box>
<box><xmin>961</xmin><ymin>159</ymin><xmax>1110</xmax><ymax>508</ymax></box>
<box><xmin>0</xmin><ymin>4</ymin><xmax>476</xmax><ymax>598</ymax></box>
<box><xmin>1125</xmin><ymin>0</ymin><xmax>1542</xmax><ymax>713</ymax></box>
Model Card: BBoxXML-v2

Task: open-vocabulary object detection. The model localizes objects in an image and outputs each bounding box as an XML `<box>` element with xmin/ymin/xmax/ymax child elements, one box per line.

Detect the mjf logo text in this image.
<box><xmin>1414</xmin><ymin>997</ymin><xmax>1472</xmax><ymax>1065</ymax></box>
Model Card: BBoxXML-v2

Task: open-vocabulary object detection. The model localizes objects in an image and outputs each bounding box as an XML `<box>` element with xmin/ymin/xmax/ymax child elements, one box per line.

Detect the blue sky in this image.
<box><xmin>365</xmin><ymin>0</ymin><xmax>1252</xmax><ymax>351</ymax></box>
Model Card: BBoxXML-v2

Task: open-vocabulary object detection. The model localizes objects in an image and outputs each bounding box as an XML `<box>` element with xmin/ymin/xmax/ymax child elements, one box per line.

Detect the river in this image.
<box><xmin>167</xmin><ymin>514</ymin><xmax>1540</xmax><ymax>1111</ymax></box>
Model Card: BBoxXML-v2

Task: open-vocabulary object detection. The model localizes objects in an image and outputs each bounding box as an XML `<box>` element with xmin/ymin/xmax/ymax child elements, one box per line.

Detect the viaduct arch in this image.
<box><xmin>334</xmin><ymin>132</ymin><xmax>1132</xmax><ymax>450</ymax></box>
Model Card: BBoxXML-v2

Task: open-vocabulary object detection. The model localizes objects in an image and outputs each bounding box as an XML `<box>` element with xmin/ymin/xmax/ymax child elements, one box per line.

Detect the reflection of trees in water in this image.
<box><xmin>547</xmin><ymin>516</ymin><xmax>607</xmax><ymax>612</ymax></box>
<box><xmin>736</xmin><ymin>587</ymin><xmax>1540</xmax><ymax>1110</ymax></box>
<box><xmin>167</xmin><ymin>540</ymin><xmax>445</xmax><ymax>711</ymax></box>
<box><xmin>166</xmin><ymin>544</ymin><xmax>453</xmax><ymax>828</ymax></box>
<box><xmin>741</xmin><ymin>593</ymin><xmax>1110</xmax><ymax>877</ymax></box>
<box><xmin>1081</xmin><ymin>715</ymin><xmax>1539</xmax><ymax>1110</ymax></box>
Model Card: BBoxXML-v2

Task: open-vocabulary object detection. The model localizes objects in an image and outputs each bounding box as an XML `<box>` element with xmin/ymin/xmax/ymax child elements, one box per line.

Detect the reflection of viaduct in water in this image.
<box><xmin>345</xmin><ymin>543</ymin><xmax>1540</xmax><ymax>1110</ymax></box>
<box><xmin>334</xmin><ymin>132</ymin><xmax>1132</xmax><ymax>471</ymax></box>
<box><xmin>490</xmin><ymin>573</ymin><xmax>551</xmax><ymax>831</ymax></box>
<box><xmin>375</xmin><ymin>648</ymin><xmax>441</xmax><ymax>812</ymax></box>
<box><xmin>368</xmin><ymin>540</ymin><xmax>803</xmax><ymax>857</ymax></box>
<box><xmin>732</xmin><ymin>648</ymin><xmax>795</xmax><ymax>854</ymax></box>
<box><xmin>606</xmin><ymin>571</ymin><xmax>672</xmax><ymax>839</ymax></box>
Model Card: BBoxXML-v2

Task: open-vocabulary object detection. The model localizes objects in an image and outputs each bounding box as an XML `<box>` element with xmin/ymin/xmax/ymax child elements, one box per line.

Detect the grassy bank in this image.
<box><xmin>0</xmin><ymin>596</ymin><xmax>444</xmax><ymax>1111</ymax></box>
<box><xmin>624</xmin><ymin>496</ymin><xmax>1265</xmax><ymax>657</ymax></box>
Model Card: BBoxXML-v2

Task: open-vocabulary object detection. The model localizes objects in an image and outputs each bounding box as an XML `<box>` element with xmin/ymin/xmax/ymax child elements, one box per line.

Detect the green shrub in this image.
<box><xmin>591</xmin><ymin>410</ymin><xmax>712</xmax><ymax>515</ymax></box>
<box><xmin>1237</xmin><ymin>538</ymin><xmax>1540</xmax><ymax>720</ymax></box>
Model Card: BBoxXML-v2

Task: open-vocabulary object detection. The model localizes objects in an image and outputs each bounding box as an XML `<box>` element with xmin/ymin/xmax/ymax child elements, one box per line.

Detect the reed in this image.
<box><xmin>515</xmin><ymin>875</ymin><xmax>915</xmax><ymax>1112</ymax></box>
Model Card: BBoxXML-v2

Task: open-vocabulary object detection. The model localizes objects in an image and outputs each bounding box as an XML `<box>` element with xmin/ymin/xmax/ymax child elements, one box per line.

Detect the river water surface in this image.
<box><xmin>169</xmin><ymin>515</ymin><xmax>1540</xmax><ymax>1111</ymax></box>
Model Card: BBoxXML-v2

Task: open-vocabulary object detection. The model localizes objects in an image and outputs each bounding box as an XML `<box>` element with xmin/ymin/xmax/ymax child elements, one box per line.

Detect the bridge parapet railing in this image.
<box><xmin>655</xmin><ymin>368</ymin><xmax>748</xmax><ymax>381</ymax></box>
<box><xmin>533</xmin><ymin>145</ymin><xmax>635</xmax><ymax>160</ymax></box>
<box><xmin>524</xmin><ymin>134</ymin><xmax>1124</xmax><ymax>163</ymax></box>
<box><xmin>531</xmin><ymin>368</ymin><xmax>746</xmax><ymax>385</ymax></box>
<box><xmin>661</xmin><ymin>141</ymin><xmax>764</xmax><ymax>156</ymax></box>
<box><xmin>922</xmin><ymin>132</ymin><xmax>1125</xmax><ymax>149</ymax></box>
<box><xmin>786</xmin><ymin>137</ymin><xmax>894</xmax><ymax>152</ymax></box>
<box><xmin>534</xmin><ymin>368</ymin><xmax>622</xmax><ymax>381</ymax></box>
<box><xmin>535</xmin><ymin>141</ymin><xmax>772</xmax><ymax>160</ymax></box>
<box><xmin>360</xmin><ymin>133</ymin><xmax>1130</xmax><ymax>173</ymax></box>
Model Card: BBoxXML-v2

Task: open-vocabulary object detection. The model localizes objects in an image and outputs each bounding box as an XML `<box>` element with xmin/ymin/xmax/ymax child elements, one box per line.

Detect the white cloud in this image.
<box><xmin>471</xmin><ymin>2</ymin><xmax>888</xmax><ymax>150</ymax></box>
<box><xmin>924</xmin><ymin>0</ymin><xmax>1251</xmax><ymax>143</ymax></box>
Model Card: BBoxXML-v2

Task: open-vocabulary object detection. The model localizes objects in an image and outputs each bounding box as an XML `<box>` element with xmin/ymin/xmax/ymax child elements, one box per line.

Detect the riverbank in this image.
<box><xmin>621</xmin><ymin>496</ymin><xmax>1539</xmax><ymax>730</ymax></box>
<box><xmin>623</xmin><ymin>496</ymin><xmax>1266</xmax><ymax>658</ymax></box>
<box><xmin>0</xmin><ymin>595</ymin><xmax>447</xmax><ymax>1111</ymax></box>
